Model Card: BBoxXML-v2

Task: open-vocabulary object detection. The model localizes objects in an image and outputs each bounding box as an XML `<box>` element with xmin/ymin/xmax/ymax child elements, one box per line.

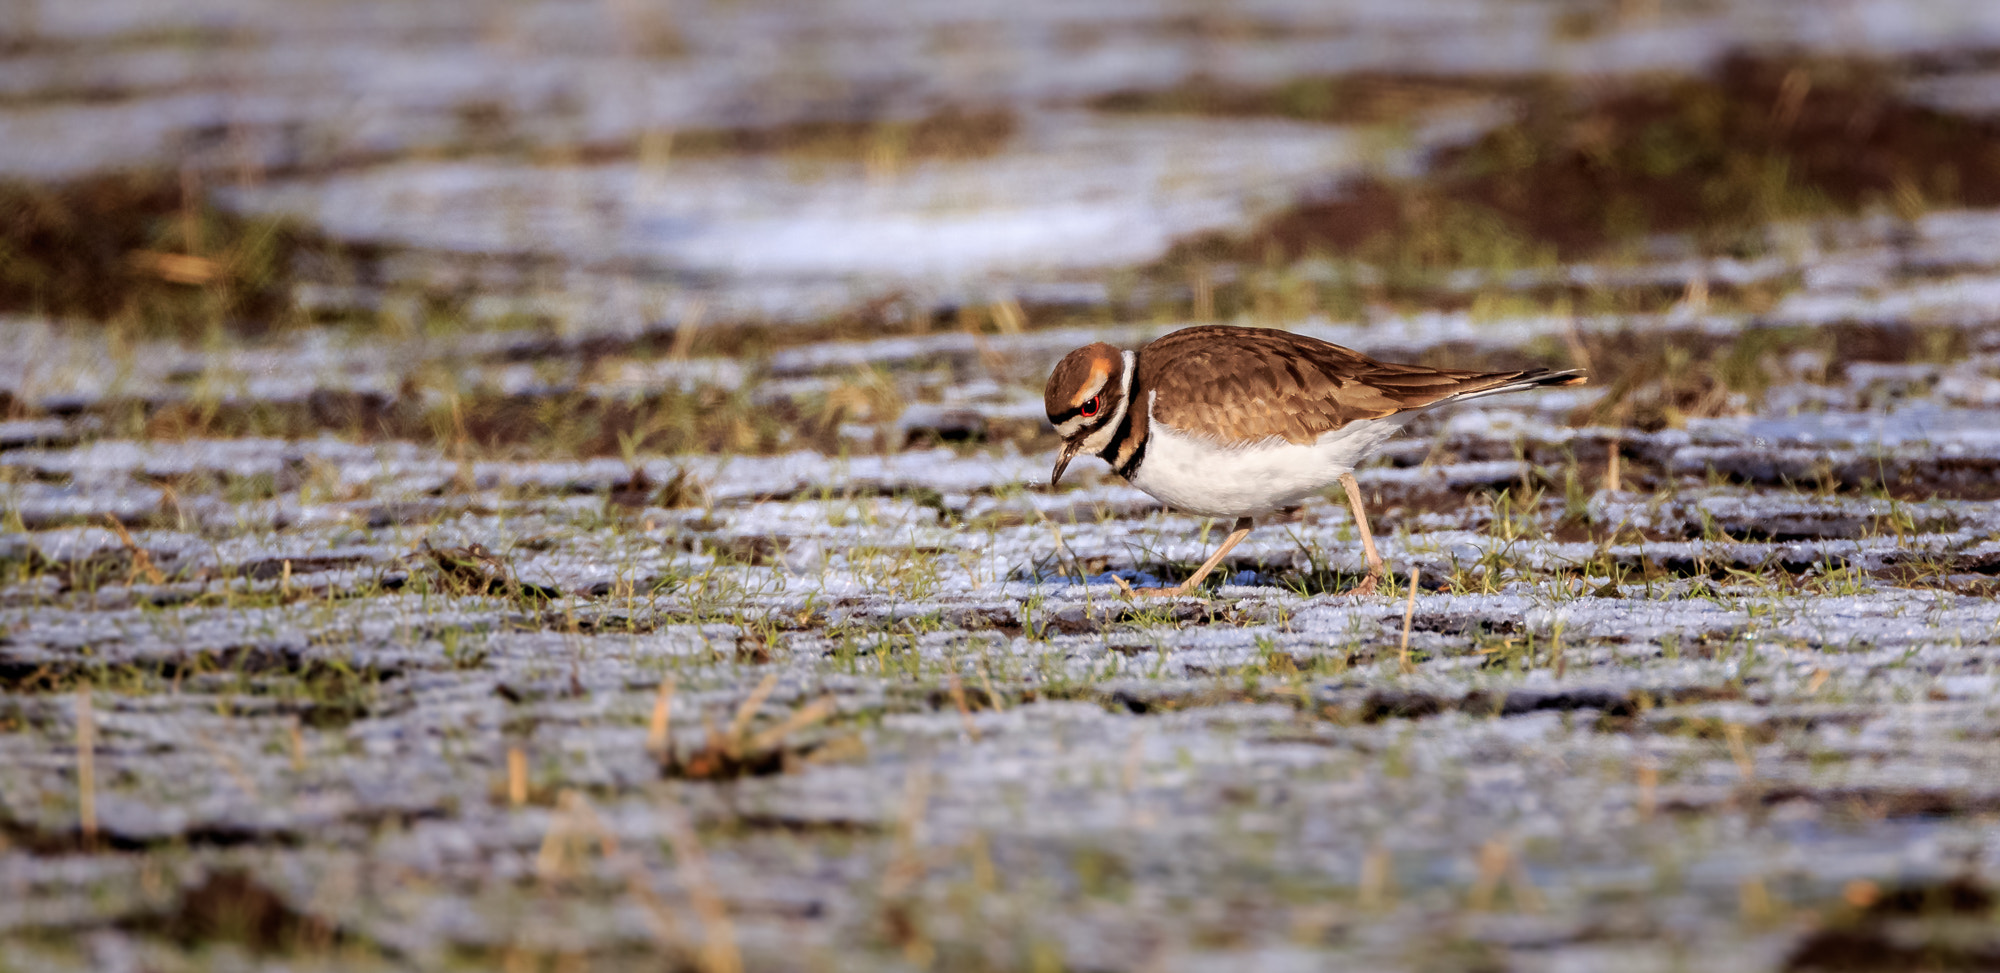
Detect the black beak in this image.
<box><xmin>1050</xmin><ymin>441</ymin><xmax>1081</xmax><ymax>489</ymax></box>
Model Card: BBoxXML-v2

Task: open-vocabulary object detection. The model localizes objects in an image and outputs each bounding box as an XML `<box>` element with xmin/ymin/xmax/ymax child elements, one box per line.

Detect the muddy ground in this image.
<box><xmin>8</xmin><ymin>2</ymin><xmax>2000</xmax><ymax>971</ymax></box>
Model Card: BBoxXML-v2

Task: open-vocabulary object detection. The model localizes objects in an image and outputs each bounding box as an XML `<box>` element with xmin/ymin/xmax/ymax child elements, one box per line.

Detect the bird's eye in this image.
<box><xmin>1080</xmin><ymin>396</ymin><xmax>1101</xmax><ymax>418</ymax></box>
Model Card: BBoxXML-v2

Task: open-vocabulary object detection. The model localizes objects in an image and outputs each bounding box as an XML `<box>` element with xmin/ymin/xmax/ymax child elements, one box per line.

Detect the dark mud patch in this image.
<box><xmin>1785</xmin><ymin>877</ymin><xmax>2000</xmax><ymax>972</ymax></box>
<box><xmin>402</xmin><ymin>103</ymin><xmax>1020</xmax><ymax>170</ymax></box>
<box><xmin>1572</xmin><ymin>321</ymin><xmax>1975</xmax><ymax>434</ymax></box>
<box><xmin>129</xmin><ymin>386</ymin><xmax>816</xmax><ymax>459</ymax></box>
<box><xmin>1092</xmin><ymin>72</ymin><xmax>1515</xmax><ymax>126</ymax></box>
<box><xmin>1167</xmin><ymin>55</ymin><xmax>2000</xmax><ymax>270</ymax></box>
<box><xmin>419</xmin><ymin>542</ymin><xmax>560</xmax><ymax>601</ymax></box>
<box><xmin>106</xmin><ymin>379</ymin><xmax>1053</xmax><ymax>461</ymax></box>
<box><xmin>1678</xmin><ymin>448</ymin><xmax>2000</xmax><ymax>501</ymax></box>
<box><xmin>124</xmin><ymin>870</ymin><xmax>348</xmax><ymax>954</ymax></box>
<box><xmin>655</xmin><ymin>691</ymin><xmax>844</xmax><ymax>781</ymax></box>
<box><xmin>640</xmin><ymin>108</ymin><xmax>1018</xmax><ymax>164</ymax></box>
<box><xmin>0</xmin><ymin>805</ymin><xmax>311</xmax><ymax>854</ymax></box>
<box><xmin>1028</xmin><ymin>598</ymin><xmax>1233</xmax><ymax>636</ymax></box>
<box><xmin>1786</xmin><ymin>927</ymin><xmax>2000</xmax><ymax>972</ymax></box>
<box><xmin>0</xmin><ymin>656</ymin><xmax>400</xmax><ymax>729</ymax></box>
<box><xmin>0</xmin><ymin>172</ymin><xmax>323</xmax><ymax>338</ymax></box>
<box><xmin>1357</xmin><ymin>684</ymin><xmax>1741</xmax><ymax>724</ymax></box>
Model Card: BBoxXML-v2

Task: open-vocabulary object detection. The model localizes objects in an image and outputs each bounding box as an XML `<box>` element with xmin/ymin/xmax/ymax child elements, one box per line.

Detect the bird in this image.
<box><xmin>1044</xmin><ymin>324</ymin><xmax>1585</xmax><ymax>597</ymax></box>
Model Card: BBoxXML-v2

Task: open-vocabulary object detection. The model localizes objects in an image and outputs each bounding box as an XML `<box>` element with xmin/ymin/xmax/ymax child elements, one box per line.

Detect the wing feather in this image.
<box><xmin>1138</xmin><ymin>326</ymin><xmax>1582</xmax><ymax>445</ymax></box>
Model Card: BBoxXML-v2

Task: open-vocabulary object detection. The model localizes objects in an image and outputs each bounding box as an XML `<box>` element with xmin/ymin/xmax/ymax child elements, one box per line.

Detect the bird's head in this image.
<box><xmin>1043</xmin><ymin>342</ymin><xmax>1128</xmax><ymax>488</ymax></box>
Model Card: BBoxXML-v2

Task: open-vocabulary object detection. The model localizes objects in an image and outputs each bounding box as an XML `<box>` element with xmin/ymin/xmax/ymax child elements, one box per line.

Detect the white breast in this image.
<box><xmin>1128</xmin><ymin>395</ymin><xmax>1415</xmax><ymax>518</ymax></box>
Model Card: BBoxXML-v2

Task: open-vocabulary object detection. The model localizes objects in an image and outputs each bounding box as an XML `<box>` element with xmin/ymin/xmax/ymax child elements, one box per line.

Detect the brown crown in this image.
<box><xmin>1044</xmin><ymin>343</ymin><xmax>1122</xmax><ymax>420</ymax></box>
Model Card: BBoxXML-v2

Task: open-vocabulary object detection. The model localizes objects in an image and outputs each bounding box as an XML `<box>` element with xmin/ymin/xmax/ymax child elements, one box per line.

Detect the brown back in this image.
<box><xmin>1138</xmin><ymin>325</ymin><xmax>1558</xmax><ymax>445</ymax></box>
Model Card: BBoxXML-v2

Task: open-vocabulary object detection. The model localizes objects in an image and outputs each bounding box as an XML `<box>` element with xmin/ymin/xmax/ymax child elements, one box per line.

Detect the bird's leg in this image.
<box><xmin>1172</xmin><ymin>516</ymin><xmax>1254</xmax><ymax>594</ymax></box>
<box><xmin>1338</xmin><ymin>473</ymin><xmax>1384</xmax><ymax>597</ymax></box>
<box><xmin>1121</xmin><ymin>517</ymin><xmax>1254</xmax><ymax>597</ymax></box>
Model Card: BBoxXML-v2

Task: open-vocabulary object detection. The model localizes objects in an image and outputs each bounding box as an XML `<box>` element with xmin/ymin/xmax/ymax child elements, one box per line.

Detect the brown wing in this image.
<box><xmin>1138</xmin><ymin>325</ymin><xmax>1574</xmax><ymax>445</ymax></box>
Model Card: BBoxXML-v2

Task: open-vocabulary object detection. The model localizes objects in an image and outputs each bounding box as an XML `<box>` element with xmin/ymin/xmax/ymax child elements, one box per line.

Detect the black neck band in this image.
<box><xmin>1100</xmin><ymin>353</ymin><xmax>1147</xmax><ymax>480</ymax></box>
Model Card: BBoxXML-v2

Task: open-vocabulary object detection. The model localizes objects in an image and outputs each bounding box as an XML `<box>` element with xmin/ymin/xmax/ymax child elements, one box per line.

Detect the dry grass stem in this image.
<box><xmin>1739</xmin><ymin>876</ymin><xmax>1776</xmax><ymax>924</ymax></box>
<box><xmin>976</xmin><ymin>666</ymin><xmax>1006</xmax><ymax>712</ymax></box>
<box><xmin>535</xmin><ymin>790</ymin><xmax>583</xmax><ymax>882</ymax></box>
<box><xmin>647</xmin><ymin>678</ymin><xmax>676</xmax><ymax>758</ymax></box>
<box><xmin>508</xmin><ymin>747</ymin><xmax>529</xmax><ymax>806</ymax></box>
<box><xmin>1358</xmin><ymin>847</ymin><xmax>1392</xmax><ymax>911</ymax></box>
<box><xmin>742</xmin><ymin>695</ymin><xmax>836</xmax><ymax>753</ymax></box>
<box><xmin>1468</xmin><ymin>840</ymin><xmax>1508</xmax><ymax>911</ymax></box>
<box><xmin>565</xmin><ymin>791</ymin><xmax>693</xmax><ymax>957</ymax></box>
<box><xmin>664</xmin><ymin>686</ymin><xmax>837</xmax><ymax>779</ymax></box>
<box><xmin>1399</xmin><ymin>567</ymin><xmax>1420</xmax><ymax>674</ymax></box>
<box><xmin>669</xmin><ymin>301</ymin><xmax>707</xmax><ymax>360</ymax></box>
<box><xmin>946</xmin><ymin>675</ymin><xmax>981</xmax><ymax>742</ymax></box>
<box><xmin>288</xmin><ymin>719</ymin><xmax>307</xmax><ymax>771</ymax></box>
<box><xmin>725</xmin><ymin>673</ymin><xmax>780</xmax><ymax>749</ymax></box>
<box><xmin>1723</xmin><ymin>722</ymin><xmax>1755</xmax><ymax>779</ymax></box>
<box><xmin>1506</xmin><ymin>850</ymin><xmax>1547</xmax><ymax>913</ymax></box>
<box><xmin>1683</xmin><ymin>271</ymin><xmax>1711</xmax><ymax>313</ymax></box>
<box><xmin>1120</xmin><ymin>730</ymin><xmax>1145</xmax><ymax>794</ymax></box>
<box><xmin>103</xmin><ymin>514</ymin><xmax>164</xmax><ymax>585</ymax></box>
<box><xmin>1559</xmin><ymin>310</ymin><xmax>1594</xmax><ymax>373</ymax></box>
<box><xmin>658</xmin><ymin>794</ymin><xmax>742</xmax><ymax>973</ymax></box>
<box><xmin>189</xmin><ymin>727</ymin><xmax>260</xmax><ymax>799</ymax></box>
<box><xmin>880</xmin><ymin>767</ymin><xmax>931</xmax><ymax>901</ymax></box>
<box><xmin>989</xmin><ymin>298</ymin><xmax>1027</xmax><ymax>334</ymax></box>
<box><xmin>76</xmin><ymin>685</ymin><xmax>96</xmax><ymax>842</ymax></box>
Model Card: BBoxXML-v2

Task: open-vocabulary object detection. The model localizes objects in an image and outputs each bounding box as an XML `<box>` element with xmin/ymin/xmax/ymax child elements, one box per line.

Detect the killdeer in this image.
<box><xmin>1045</xmin><ymin>324</ymin><xmax>1585</xmax><ymax>596</ymax></box>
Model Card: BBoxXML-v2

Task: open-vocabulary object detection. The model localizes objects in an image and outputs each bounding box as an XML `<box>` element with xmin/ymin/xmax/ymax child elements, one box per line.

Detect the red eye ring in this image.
<box><xmin>1080</xmin><ymin>396</ymin><xmax>1101</xmax><ymax>418</ymax></box>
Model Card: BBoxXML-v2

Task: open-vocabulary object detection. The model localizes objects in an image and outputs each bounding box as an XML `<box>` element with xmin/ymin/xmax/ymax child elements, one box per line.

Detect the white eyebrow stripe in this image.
<box><xmin>1052</xmin><ymin>359</ymin><xmax>1116</xmax><ymax>437</ymax></box>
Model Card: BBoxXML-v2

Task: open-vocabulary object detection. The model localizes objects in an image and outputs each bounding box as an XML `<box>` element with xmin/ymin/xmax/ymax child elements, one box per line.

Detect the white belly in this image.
<box><xmin>1129</xmin><ymin>413</ymin><xmax>1415</xmax><ymax>518</ymax></box>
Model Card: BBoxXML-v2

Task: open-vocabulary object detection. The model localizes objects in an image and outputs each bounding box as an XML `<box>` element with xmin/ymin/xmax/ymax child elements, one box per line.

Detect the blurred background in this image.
<box><xmin>9</xmin><ymin>0</ymin><xmax>2000</xmax><ymax>458</ymax></box>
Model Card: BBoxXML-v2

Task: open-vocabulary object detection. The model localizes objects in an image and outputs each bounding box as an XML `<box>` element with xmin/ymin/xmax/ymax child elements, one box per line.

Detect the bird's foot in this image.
<box><xmin>1111</xmin><ymin>576</ymin><xmax>1193</xmax><ymax>598</ymax></box>
<box><xmin>1340</xmin><ymin>574</ymin><xmax>1381</xmax><ymax>598</ymax></box>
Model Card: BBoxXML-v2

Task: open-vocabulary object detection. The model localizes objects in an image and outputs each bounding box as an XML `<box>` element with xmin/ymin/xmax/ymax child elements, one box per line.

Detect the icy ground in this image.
<box><xmin>9</xmin><ymin>0</ymin><xmax>2000</xmax><ymax>971</ymax></box>
<box><xmin>8</xmin><ymin>243</ymin><xmax>2000</xmax><ymax>969</ymax></box>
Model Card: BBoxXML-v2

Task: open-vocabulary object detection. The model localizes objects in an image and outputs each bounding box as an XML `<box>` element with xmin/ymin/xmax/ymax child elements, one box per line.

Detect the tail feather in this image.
<box><xmin>1444</xmin><ymin>368</ymin><xmax>1588</xmax><ymax>405</ymax></box>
